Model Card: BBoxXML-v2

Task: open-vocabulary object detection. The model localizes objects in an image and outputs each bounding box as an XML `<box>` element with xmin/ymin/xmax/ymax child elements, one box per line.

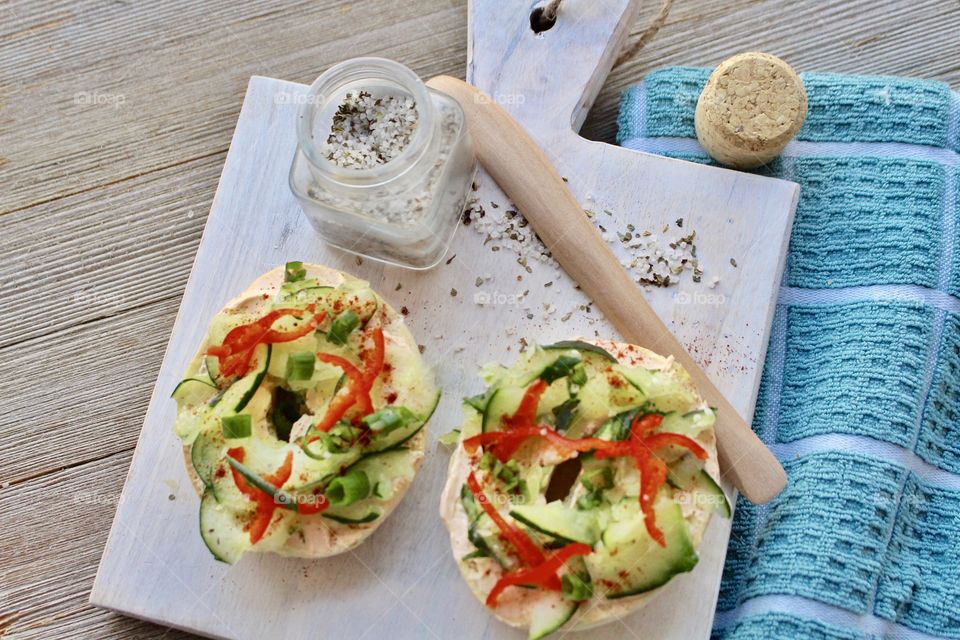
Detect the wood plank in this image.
<box><xmin>0</xmin><ymin>154</ymin><xmax>223</xmax><ymax>350</ymax></box>
<box><xmin>0</xmin><ymin>0</ymin><xmax>467</xmax><ymax>216</ymax></box>
<box><xmin>0</xmin><ymin>450</ymin><xmax>193</xmax><ymax>640</ymax></box>
<box><xmin>582</xmin><ymin>0</ymin><xmax>960</xmax><ymax>142</ymax></box>
<box><xmin>0</xmin><ymin>298</ymin><xmax>179</xmax><ymax>486</ymax></box>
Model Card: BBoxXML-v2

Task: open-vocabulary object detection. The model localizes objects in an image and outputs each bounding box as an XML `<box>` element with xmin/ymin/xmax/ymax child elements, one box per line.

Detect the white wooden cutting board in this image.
<box><xmin>90</xmin><ymin>1</ymin><xmax>798</xmax><ymax>637</ymax></box>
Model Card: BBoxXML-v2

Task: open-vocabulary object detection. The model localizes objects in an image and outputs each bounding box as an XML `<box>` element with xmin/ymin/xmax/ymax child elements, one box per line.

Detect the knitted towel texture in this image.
<box><xmin>617</xmin><ymin>68</ymin><xmax>960</xmax><ymax>640</ymax></box>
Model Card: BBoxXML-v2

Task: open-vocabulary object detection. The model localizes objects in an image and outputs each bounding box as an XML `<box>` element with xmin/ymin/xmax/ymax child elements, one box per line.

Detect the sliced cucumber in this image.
<box><xmin>615</xmin><ymin>365</ymin><xmax>697</xmax><ymax>413</ymax></box>
<box><xmin>586</xmin><ymin>495</ymin><xmax>698</xmax><ymax>599</ymax></box>
<box><xmin>695</xmin><ymin>470</ymin><xmax>731</xmax><ymax>518</ymax></box>
<box><xmin>323</xmin><ymin>283</ymin><xmax>379</xmax><ymax>322</ymax></box>
<box><xmin>172</xmin><ymin>376</ymin><xmax>218</xmax><ymax>405</ymax></box>
<box><xmin>276</xmin><ymin>278</ymin><xmax>334</xmax><ymax>305</ymax></box>
<box><xmin>191</xmin><ymin>428</ymin><xmax>226</xmax><ymax>488</ymax></box>
<box><xmin>322</xmin><ymin>510</ymin><xmax>380</xmax><ymax>524</ymax></box>
<box><xmin>367</xmin><ymin>390</ymin><xmax>441</xmax><ymax>452</ymax></box>
<box><xmin>528</xmin><ymin>592</ymin><xmax>579</xmax><ymax>640</ymax></box>
<box><xmin>542</xmin><ymin>340</ymin><xmax>617</xmax><ymax>362</ymax></box>
<box><xmin>660</xmin><ymin>409</ymin><xmax>716</xmax><ymax>438</ymax></box>
<box><xmin>204</xmin><ymin>355</ymin><xmax>224</xmax><ymax>387</ymax></box>
<box><xmin>345</xmin><ymin>448</ymin><xmax>418</xmax><ymax>497</ymax></box>
<box><xmin>562</xmin><ymin>374</ymin><xmax>611</xmax><ymax>438</ymax></box>
<box><xmin>510</xmin><ymin>502</ymin><xmax>600</xmax><ymax>545</ymax></box>
<box><xmin>215</xmin><ymin>344</ymin><xmax>272</xmax><ymax>413</ymax></box>
<box><xmin>321</xmin><ymin>448</ymin><xmax>417</xmax><ymax>522</ymax></box>
<box><xmin>460</xmin><ymin>484</ymin><xmax>511</xmax><ymax>567</ymax></box>
<box><xmin>666</xmin><ymin>453</ymin><xmax>704</xmax><ymax>490</ymax></box>
<box><xmin>199</xmin><ymin>489</ymin><xmax>250</xmax><ymax>564</ymax></box>
<box><xmin>482</xmin><ymin>386</ymin><xmax>527</xmax><ymax>432</ymax></box>
<box><xmin>593</xmin><ymin>407</ymin><xmax>643</xmax><ymax>441</ymax></box>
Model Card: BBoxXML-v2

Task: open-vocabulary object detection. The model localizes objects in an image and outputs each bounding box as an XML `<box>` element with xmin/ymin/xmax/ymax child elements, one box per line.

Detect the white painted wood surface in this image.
<box><xmin>89</xmin><ymin>2</ymin><xmax>796</xmax><ymax>638</ymax></box>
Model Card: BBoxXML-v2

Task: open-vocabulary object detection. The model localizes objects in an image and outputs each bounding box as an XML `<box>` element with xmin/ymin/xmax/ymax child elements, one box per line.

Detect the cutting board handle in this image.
<box><xmin>429</xmin><ymin>75</ymin><xmax>787</xmax><ymax>504</ymax></box>
<box><xmin>468</xmin><ymin>0</ymin><xmax>643</xmax><ymax>134</ymax></box>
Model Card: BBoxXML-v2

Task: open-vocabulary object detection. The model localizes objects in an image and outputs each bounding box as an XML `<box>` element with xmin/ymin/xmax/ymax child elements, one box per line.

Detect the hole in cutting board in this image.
<box><xmin>529</xmin><ymin>4</ymin><xmax>558</xmax><ymax>34</ymax></box>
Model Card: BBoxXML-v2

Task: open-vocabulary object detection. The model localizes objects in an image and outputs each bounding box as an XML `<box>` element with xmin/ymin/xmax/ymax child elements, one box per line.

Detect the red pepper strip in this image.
<box><xmin>631</xmin><ymin>413</ymin><xmax>664</xmax><ymax>439</ymax></box>
<box><xmin>637</xmin><ymin>453</ymin><xmax>668</xmax><ymax>546</ymax></box>
<box><xmin>317</xmin><ymin>353</ymin><xmax>372</xmax><ymax>416</ymax></box>
<box><xmin>503</xmin><ymin>379</ymin><xmax>548</xmax><ymax>429</ymax></box>
<box><xmin>295</xmin><ymin>494</ymin><xmax>329</xmax><ymax>515</ymax></box>
<box><xmin>466</xmin><ymin>472</ymin><xmax>545</xmax><ymax>567</ymax></box>
<box><xmin>485</xmin><ymin>543</ymin><xmax>592</xmax><ymax>607</ymax></box>
<box><xmin>226</xmin><ymin>448</ymin><xmax>295</xmax><ymax>544</ymax></box>
<box><xmin>310</xmin><ymin>390</ymin><xmax>357</xmax><ymax>436</ymax></box>
<box><xmin>261</xmin><ymin>310</ymin><xmax>326</xmax><ymax>344</ymax></box>
<box><xmin>208</xmin><ymin>306</ymin><xmax>325</xmax><ymax>378</ymax></box>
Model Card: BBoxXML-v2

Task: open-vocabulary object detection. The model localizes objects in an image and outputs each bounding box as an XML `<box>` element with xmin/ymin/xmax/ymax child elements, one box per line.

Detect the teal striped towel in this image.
<box><xmin>617</xmin><ymin>68</ymin><xmax>960</xmax><ymax>640</ymax></box>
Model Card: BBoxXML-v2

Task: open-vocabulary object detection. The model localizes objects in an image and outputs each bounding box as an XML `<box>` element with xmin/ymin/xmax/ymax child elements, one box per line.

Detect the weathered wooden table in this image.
<box><xmin>2</xmin><ymin>1</ymin><xmax>958</xmax><ymax>638</ymax></box>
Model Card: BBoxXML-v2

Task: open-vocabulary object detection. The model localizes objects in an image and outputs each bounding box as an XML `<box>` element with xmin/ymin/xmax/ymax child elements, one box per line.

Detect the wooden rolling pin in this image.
<box><xmin>428</xmin><ymin>75</ymin><xmax>787</xmax><ymax>505</ymax></box>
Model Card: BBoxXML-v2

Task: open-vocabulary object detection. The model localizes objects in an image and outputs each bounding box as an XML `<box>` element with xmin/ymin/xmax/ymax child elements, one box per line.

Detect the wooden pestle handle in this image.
<box><xmin>429</xmin><ymin>75</ymin><xmax>786</xmax><ymax>504</ymax></box>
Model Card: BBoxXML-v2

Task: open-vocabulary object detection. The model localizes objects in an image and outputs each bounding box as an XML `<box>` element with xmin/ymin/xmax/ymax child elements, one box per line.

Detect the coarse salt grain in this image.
<box><xmin>465</xmin><ymin>198</ymin><xmax>712</xmax><ymax>288</ymax></box>
<box><xmin>324</xmin><ymin>90</ymin><xmax>419</xmax><ymax>169</ymax></box>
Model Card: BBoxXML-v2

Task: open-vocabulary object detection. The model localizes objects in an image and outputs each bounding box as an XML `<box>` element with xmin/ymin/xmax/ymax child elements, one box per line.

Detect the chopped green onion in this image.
<box><xmin>460</xmin><ymin>484</ymin><xmax>482</xmax><ymax>522</ymax></box>
<box><xmin>570</xmin><ymin>365</ymin><xmax>588</xmax><ymax>387</ymax></box>
<box><xmin>285</xmin><ymin>352</ymin><xmax>316</xmax><ymax>381</ymax></box>
<box><xmin>576</xmin><ymin>489</ymin><xmax>603</xmax><ymax>511</ymax></box>
<box><xmin>478</xmin><ymin>452</ymin><xmax>497</xmax><ymax>471</ymax></box>
<box><xmin>284</xmin><ymin>261</ymin><xmax>306</xmax><ymax>283</ymax></box>
<box><xmin>599</xmin><ymin>407</ymin><xmax>645</xmax><ymax>441</ymax></box>
<box><xmin>362</xmin><ymin>406</ymin><xmax>418</xmax><ymax>434</ymax></box>
<box><xmin>221</xmin><ymin>414</ymin><xmax>252</xmax><ymax>439</ymax></box>
<box><xmin>438</xmin><ymin>429</ymin><xmax>461</xmax><ymax>447</ymax></box>
<box><xmin>225</xmin><ymin>456</ymin><xmax>297</xmax><ymax>511</ymax></box>
<box><xmin>539</xmin><ymin>354</ymin><xmax>582</xmax><ymax>384</ymax></box>
<box><xmin>326</xmin><ymin>309</ymin><xmax>360</xmax><ymax>345</ymax></box>
<box><xmin>562</xmin><ymin>573</ymin><xmax>594</xmax><ymax>601</ymax></box>
<box><xmin>300</xmin><ymin>421</ymin><xmax>357</xmax><ymax>457</ymax></box>
<box><xmin>322</xmin><ymin>422</ymin><xmax>359</xmax><ymax>453</ymax></box>
<box><xmin>552</xmin><ymin>398</ymin><xmax>580</xmax><ymax>432</ymax></box>
<box><xmin>325</xmin><ymin>469</ymin><xmax>370</xmax><ymax>507</ymax></box>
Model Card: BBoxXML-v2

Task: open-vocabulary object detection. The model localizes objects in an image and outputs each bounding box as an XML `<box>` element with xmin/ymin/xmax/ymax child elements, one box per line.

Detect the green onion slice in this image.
<box><xmin>562</xmin><ymin>573</ymin><xmax>594</xmax><ymax>602</ymax></box>
<box><xmin>326</xmin><ymin>309</ymin><xmax>360</xmax><ymax>345</ymax></box>
<box><xmin>362</xmin><ymin>406</ymin><xmax>418</xmax><ymax>434</ymax></box>
<box><xmin>325</xmin><ymin>469</ymin><xmax>371</xmax><ymax>507</ymax></box>
<box><xmin>221</xmin><ymin>414</ymin><xmax>252</xmax><ymax>439</ymax></box>
<box><xmin>284</xmin><ymin>261</ymin><xmax>307</xmax><ymax>283</ymax></box>
<box><xmin>285</xmin><ymin>352</ymin><xmax>316</xmax><ymax>381</ymax></box>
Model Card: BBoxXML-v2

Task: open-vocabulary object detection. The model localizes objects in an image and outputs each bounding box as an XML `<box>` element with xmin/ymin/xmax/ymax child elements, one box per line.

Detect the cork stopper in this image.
<box><xmin>695</xmin><ymin>52</ymin><xmax>807</xmax><ymax>169</ymax></box>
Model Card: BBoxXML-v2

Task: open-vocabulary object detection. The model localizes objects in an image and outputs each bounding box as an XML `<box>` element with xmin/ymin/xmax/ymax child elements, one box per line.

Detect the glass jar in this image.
<box><xmin>289</xmin><ymin>57</ymin><xmax>477</xmax><ymax>270</ymax></box>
